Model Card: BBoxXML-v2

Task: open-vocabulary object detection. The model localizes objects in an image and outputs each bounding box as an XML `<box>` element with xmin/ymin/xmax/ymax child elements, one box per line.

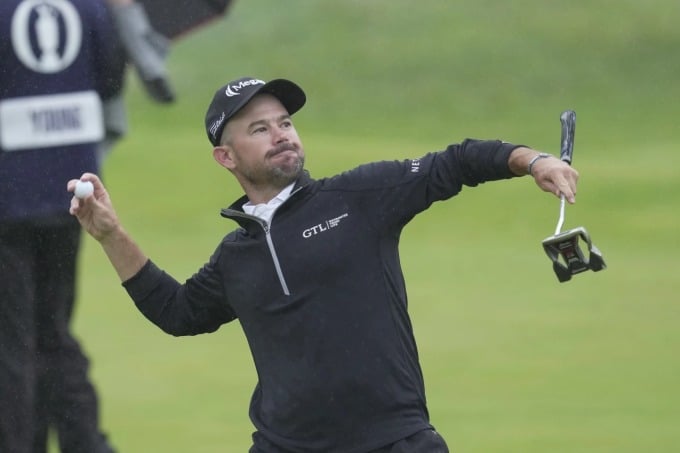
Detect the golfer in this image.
<box><xmin>68</xmin><ymin>76</ymin><xmax>578</xmax><ymax>452</ymax></box>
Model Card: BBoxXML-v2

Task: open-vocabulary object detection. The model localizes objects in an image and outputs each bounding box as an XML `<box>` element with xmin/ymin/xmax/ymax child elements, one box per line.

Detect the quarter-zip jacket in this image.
<box><xmin>125</xmin><ymin>139</ymin><xmax>521</xmax><ymax>452</ymax></box>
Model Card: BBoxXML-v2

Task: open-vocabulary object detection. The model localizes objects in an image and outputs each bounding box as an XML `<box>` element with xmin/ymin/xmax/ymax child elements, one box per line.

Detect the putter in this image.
<box><xmin>541</xmin><ymin>110</ymin><xmax>606</xmax><ymax>282</ymax></box>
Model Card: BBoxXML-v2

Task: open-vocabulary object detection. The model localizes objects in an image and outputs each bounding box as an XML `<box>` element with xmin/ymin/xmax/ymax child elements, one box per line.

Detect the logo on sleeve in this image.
<box><xmin>11</xmin><ymin>0</ymin><xmax>82</xmax><ymax>74</ymax></box>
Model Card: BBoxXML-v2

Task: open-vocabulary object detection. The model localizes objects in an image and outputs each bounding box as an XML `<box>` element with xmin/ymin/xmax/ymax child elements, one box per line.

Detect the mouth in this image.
<box><xmin>268</xmin><ymin>144</ymin><xmax>298</xmax><ymax>158</ymax></box>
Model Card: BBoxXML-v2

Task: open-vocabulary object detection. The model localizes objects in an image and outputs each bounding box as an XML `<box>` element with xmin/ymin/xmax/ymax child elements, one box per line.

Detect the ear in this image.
<box><xmin>213</xmin><ymin>145</ymin><xmax>236</xmax><ymax>170</ymax></box>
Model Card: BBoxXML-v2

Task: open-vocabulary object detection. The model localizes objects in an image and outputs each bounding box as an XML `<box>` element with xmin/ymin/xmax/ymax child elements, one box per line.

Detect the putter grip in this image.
<box><xmin>559</xmin><ymin>110</ymin><xmax>576</xmax><ymax>165</ymax></box>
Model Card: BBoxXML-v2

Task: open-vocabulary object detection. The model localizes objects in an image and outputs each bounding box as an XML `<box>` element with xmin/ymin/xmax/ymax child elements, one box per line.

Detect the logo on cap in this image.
<box><xmin>225</xmin><ymin>78</ymin><xmax>265</xmax><ymax>97</ymax></box>
<box><xmin>208</xmin><ymin>112</ymin><xmax>226</xmax><ymax>140</ymax></box>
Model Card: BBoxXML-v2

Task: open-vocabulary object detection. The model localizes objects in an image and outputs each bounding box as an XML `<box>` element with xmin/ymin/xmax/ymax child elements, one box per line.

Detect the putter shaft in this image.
<box><xmin>555</xmin><ymin>194</ymin><xmax>566</xmax><ymax>235</ymax></box>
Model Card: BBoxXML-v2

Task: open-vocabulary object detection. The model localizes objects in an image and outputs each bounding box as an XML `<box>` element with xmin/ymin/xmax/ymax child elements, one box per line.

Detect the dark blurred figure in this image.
<box><xmin>107</xmin><ymin>0</ymin><xmax>175</xmax><ymax>103</ymax></box>
<box><xmin>107</xmin><ymin>0</ymin><xmax>236</xmax><ymax>104</ymax></box>
<box><xmin>0</xmin><ymin>0</ymin><xmax>125</xmax><ymax>451</ymax></box>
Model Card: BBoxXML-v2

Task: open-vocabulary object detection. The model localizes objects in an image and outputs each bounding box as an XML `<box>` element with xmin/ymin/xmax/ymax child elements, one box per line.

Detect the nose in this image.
<box><xmin>272</xmin><ymin>124</ymin><xmax>288</xmax><ymax>143</ymax></box>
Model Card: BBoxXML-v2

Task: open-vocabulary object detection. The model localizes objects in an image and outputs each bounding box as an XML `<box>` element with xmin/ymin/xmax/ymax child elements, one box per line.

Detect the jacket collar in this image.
<box><xmin>219</xmin><ymin>171</ymin><xmax>314</xmax><ymax>223</ymax></box>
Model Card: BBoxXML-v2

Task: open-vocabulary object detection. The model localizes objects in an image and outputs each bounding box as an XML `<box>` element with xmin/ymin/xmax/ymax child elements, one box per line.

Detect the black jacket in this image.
<box><xmin>124</xmin><ymin>139</ymin><xmax>520</xmax><ymax>452</ymax></box>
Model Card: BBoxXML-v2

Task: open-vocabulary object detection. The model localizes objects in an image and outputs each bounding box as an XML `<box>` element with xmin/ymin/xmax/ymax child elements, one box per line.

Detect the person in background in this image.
<box><xmin>68</xmin><ymin>76</ymin><xmax>579</xmax><ymax>452</ymax></box>
<box><xmin>106</xmin><ymin>0</ymin><xmax>237</xmax><ymax>104</ymax></box>
<box><xmin>0</xmin><ymin>0</ymin><xmax>124</xmax><ymax>451</ymax></box>
<box><xmin>106</xmin><ymin>0</ymin><xmax>175</xmax><ymax>103</ymax></box>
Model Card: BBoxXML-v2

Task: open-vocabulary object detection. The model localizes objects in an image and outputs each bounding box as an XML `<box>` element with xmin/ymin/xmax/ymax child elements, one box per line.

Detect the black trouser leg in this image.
<box><xmin>33</xmin><ymin>219</ymin><xmax>114</xmax><ymax>453</ymax></box>
<box><xmin>0</xmin><ymin>219</ymin><xmax>114</xmax><ymax>453</ymax></box>
<box><xmin>0</xmin><ymin>224</ymin><xmax>38</xmax><ymax>453</ymax></box>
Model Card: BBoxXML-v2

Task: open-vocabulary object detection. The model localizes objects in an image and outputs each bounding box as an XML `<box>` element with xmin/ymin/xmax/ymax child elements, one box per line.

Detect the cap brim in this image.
<box><xmin>254</xmin><ymin>79</ymin><xmax>306</xmax><ymax>117</ymax></box>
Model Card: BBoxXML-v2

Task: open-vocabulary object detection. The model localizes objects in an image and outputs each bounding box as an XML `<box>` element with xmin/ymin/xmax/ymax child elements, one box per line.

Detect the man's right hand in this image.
<box><xmin>68</xmin><ymin>173</ymin><xmax>120</xmax><ymax>242</ymax></box>
<box><xmin>68</xmin><ymin>173</ymin><xmax>148</xmax><ymax>282</ymax></box>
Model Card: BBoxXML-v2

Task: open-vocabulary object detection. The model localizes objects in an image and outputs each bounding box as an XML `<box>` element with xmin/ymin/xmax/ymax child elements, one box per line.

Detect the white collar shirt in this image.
<box><xmin>242</xmin><ymin>183</ymin><xmax>295</xmax><ymax>224</ymax></box>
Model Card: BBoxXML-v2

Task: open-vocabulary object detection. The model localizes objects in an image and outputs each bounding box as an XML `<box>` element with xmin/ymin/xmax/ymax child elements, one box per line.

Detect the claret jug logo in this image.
<box><xmin>11</xmin><ymin>0</ymin><xmax>82</xmax><ymax>73</ymax></box>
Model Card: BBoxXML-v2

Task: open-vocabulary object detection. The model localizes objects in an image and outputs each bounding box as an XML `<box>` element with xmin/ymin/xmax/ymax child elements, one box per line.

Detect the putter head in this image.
<box><xmin>542</xmin><ymin>226</ymin><xmax>606</xmax><ymax>282</ymax></box>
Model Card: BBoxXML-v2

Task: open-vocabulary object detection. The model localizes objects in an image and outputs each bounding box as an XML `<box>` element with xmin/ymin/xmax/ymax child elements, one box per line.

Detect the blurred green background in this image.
<box><xmin>68</xmin><ymin>0</ymin><xmax>679</xmax><ymax>451</ymax></box>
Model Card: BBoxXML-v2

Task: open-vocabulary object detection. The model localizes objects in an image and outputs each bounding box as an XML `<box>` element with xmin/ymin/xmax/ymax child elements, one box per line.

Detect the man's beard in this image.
<box><xmin>243</xmin><ymin>142</ymin><xmax>305</xmax><ymax>188</ymax></box>
<box><xmin>269</xmin><ymin>153</ymin><xmax>305</xmax><ymax>187</ymax></box>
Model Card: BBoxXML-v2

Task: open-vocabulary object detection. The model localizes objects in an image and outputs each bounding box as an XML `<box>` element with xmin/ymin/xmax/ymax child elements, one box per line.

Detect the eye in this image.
<box><xmin>252</xmin><ymin>126</ymin><xmax>267</xmax><ymax>134</ymax></box>
<box><xmin>281</xmin><ymin>120</ymin><xmax>293</xmax><ymax>129</ymax></box>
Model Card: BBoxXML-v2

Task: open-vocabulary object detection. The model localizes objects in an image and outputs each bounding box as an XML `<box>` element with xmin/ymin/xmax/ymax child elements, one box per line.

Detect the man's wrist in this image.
<box><xmin>508</xmin><ymin>146</ymin><xmax>541</xmax><ymax>176</ymax></box>
<box><xmin>527</xmin><ymin>153</ymin><xmax>552</xmax><ymax>176</ymax></box>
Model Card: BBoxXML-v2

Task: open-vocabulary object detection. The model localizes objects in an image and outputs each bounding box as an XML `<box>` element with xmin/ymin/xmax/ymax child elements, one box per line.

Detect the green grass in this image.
<box><xmin>62</xmin><ymin>0</ymin><xmax>680</xmax><ymax>451</ymax></box>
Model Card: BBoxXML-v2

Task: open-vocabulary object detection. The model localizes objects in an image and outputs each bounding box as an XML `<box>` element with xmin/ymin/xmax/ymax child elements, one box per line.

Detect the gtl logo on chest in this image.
<box><xmin>302</xmin><ymin>213</ymin><xmax>349</xmax><ymax>239</ymax></box>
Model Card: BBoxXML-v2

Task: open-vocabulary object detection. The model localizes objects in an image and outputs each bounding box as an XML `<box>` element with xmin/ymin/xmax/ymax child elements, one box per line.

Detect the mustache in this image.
<box><xmin>266</xmin><ymin>142</ymin><xmax>299</xmax><ymax>158</ymax></box>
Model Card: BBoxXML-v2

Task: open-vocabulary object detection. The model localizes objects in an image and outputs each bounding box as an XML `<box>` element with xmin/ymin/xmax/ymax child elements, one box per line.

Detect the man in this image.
<box><xmin>68</xmin><ymin>76</ymin><xmax>578</xmax><ymax>452</ymax></box>
<box><xmin>0</xmin><ymin>0</ymin><xmax>124</xmax><ymax>451</ymax></box>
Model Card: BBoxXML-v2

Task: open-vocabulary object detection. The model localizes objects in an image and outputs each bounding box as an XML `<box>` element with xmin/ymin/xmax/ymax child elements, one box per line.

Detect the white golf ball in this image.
<box><xmin>74</xmin><ymin>180</ymin><xmax>94</xmax><ymax>199</ymax></box>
